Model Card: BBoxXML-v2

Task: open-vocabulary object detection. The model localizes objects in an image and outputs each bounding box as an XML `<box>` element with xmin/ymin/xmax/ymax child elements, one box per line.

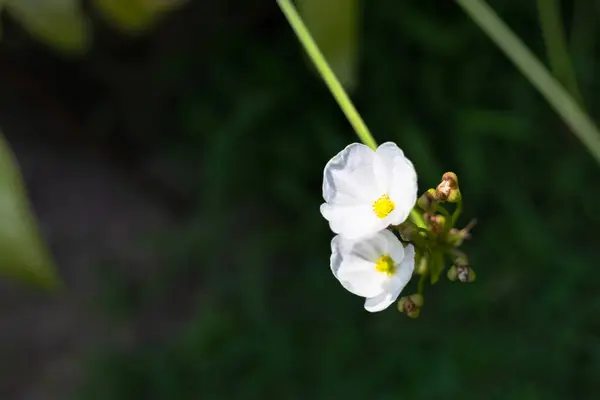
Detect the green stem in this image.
<box><xmin>455</xmin><ymin>0</ymin><xmax>600</xmax><ymax>166</ymax></box>
<box><xmin>278</xmin><ymin>0</ymin><xmax>425</xmax><ymax>229</ymax></box>
<box><xmin>537</xmin><ymin>0</ymin><xmax>584</xmax><ymax>106</ymax></box>
<box><xmin>418</xmin><ymin>270</ymin><xmax>428</xmax><ymax>294</ymax></box>
<box><xmin>451</xmin><ymin>198</ymin><xmax>463</xmax><ymax>227</ymax></box>
<box><xmin>413</xmin><ymin>226</ymin><xmax>436</xmax><ymax>241</ymax></box>
<box><xmin>436</xmin><ymin>206</ymin><xmax>451</xmax><ymax>218</ymax></box>
<box><xmin>276</xmin><ymin>0</ymin><xmax>377</xmax><ymax>150</ymax></box>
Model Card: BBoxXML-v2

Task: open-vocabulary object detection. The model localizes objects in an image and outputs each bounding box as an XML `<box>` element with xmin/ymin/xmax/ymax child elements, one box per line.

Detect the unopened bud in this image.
<box><xmin>428</xmin><ymin>214</ymin><xmax>446</xmax><ymax>235</ymax></box>
<box><xmin>415</xmin><ymin>252</ymin><xmax>429</xmax><ymax>275</ymax></box>
<box><xmin>398</xmin><ymin>294</ymin><xmax>424</xmax><ymax>318</ymax></box>
<box><xmin>447</xmin><ymin>188</ymin><xmax>461</xmax><ymax>203</ymax></box>
<box><xmin>448</xmin><ymin>219</ymin><xmax>477</xmax><ymax>247</ymax></box>
<box><xmin>396</xmin><ymin>221</ymin><xmax>416</xmax><ymax>241</ymax></box>
<box><xmin>442</xmin><ymin>172</ymin><xmax>458</xmax><ymax>188</ymax></box>
<box><xmin>435</xmin><ymin>172</ymin><xmax>460</xmax><ymax>203</ymax></box>
<box><xmin>447</xmin><ymin>265</ymin><xmax>458</xmax><ymax>281</ymax></box>
<box><xmin>417</xmin><ymin>189</ymin><xmax>438</xmax><ymax>212</ymax></box>
<box><xmin>448</xmin><ymin>228</ymin><xmax>467</xmax><ymax>246</ymax></box>
<box><xmin>447</xmin><ymin>264</ymin><xmax>476</xmax><ymax>283</ymax></box>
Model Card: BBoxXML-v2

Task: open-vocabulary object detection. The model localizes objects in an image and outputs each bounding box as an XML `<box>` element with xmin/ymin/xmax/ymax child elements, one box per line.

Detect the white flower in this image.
<box><xmin>320</xmin><ymin>142</ymin><xmax>418</xmax><ymax>239</ymax></box>
<box><xmin>330</xmin><ymin>229</ymin><xmax>415</xmax><ymax>312</ymax></box>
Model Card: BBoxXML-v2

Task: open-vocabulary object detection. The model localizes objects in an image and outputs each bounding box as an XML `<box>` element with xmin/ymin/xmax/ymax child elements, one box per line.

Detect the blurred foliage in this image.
<box><xmin>0</xmin><ymin>131</ymin><xmax>58</xmax><ymax>289</ymax></box>
<box><xmin>298</xmin><ymin>0</ymin><xmax>359</xmax><ymax>90</ymax></box>
<box><xmin>0</xmin><ymin>0</ymin><xmax>186</xmax><ymax>287</ymax></box>
<box><xmin>0</xmin><ymin>0</ymin><xmax>589</xmax><ymax>397</ymax></box>
<box><xmin>0</xmin><ymin>0</ymin><xmax>185</xmax><ymax>53</ymax></box>
<box><xmin>93</xmin><ymin>0</ymin><xmax>187</xmax><ymax>34</ymax></box>
<box><xmin>3</xmin><ymin>0</ymin><xmax>89</xmax><ymax>53</ymax></box>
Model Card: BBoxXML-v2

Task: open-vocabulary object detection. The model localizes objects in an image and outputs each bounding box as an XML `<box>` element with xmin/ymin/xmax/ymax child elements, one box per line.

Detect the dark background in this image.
<box><xmin>0</xmin><ymin>0</ymin><xmax>599</xmax><ymax>398</ymax></box>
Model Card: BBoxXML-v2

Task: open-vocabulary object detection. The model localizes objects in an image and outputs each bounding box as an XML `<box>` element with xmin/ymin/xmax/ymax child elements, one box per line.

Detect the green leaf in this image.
<box><xmin>5</xmin><ymin>0</ymin><xmax>90</xmax><ymax>54</ymax></box>
<box><xmin>429</xmin><ymin>251</ymin><xmax>445</xmax><ymax>285</ymax></box>
<box><xmin>93</xmin><ymin>0</ymin><xmax>186</xmax><ymax>34</ymax></box>
<box><xmin>0</xmin><ymin>131</ymin><xmax>59</xmax><ymax>289</ymax></box>
<box><xmin>298</xmin><ymin>0</ymin><xmax>359</xmax><ymax>90</ymax></box>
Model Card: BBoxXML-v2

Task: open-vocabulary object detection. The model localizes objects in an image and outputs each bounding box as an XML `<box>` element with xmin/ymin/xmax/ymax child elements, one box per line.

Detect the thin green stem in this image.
<box><xmin>436</xmin><ymin>206</ymin><xmax>451</xmax><ymax>218</ymax></box>
<box><xmin>451</xmin><ymin>198</ymin><xmax>463</xmax><ymax>227</ymax></box>
<box><xmin>276</xmin><ymin>0</ymin><xmax>377</xmax><ymax>150</ymax></box>
<box><xmin>417</xmin><ymin>270</ymin><xmax>428</xmax><ymax>294</ymax></box>
<box><xmin>278</xmin><ymin>0</ymin><xmax>425</xmax><ymax>229</ymax></box>
<box><xmin>413</xmin><ymin>226</ymin><xmax>436</xmax><ymax>241</ymax></box>
<box><xmin>537</xmin><ymin>0</ymin><xmax>583</xmax><ymax>106</ymax></box>
<box><xmin>456</xmin><ymin>0</ymin><xmax>600</xmax><ymax>165</ymax></box>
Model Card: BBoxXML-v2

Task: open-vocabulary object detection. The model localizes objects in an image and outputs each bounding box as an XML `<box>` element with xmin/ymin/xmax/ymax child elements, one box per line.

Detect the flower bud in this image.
<box><xmin>396</xmin><ymin>221</ymin><xmax>416</xmax><ymax>242</ymax></box>
<box><xmin>435</xmin><ymin>172</ymin><xmax>460</xmax><ymax>203</ymax></box>
<box><xmin>398</xmin><ymin>294</ymin><xmax>424</xmax><ymax>318</ymax></box>
<box><xmin>447</xmin><ymin>188</ymin><xmax>461</xmax><ymax>203</ymax></box>
<box><xmin>428</xmin><ymin>214</ymin><xmax>446</xmax><ymax>235</ymax></box>
<box><xmin>448</xmin><ymin>219</ymin><xmax>477</xmax><ymax>247</ymax></box>
<box><xmin>448</xmin><ymin>228</ymin><xmax>469</xmax><ymax>247</ymax></box>
<box><xmin>417</xmin><ymin>189</ymin><xmax>438</xmax><ymax>212</ymax></box>
<box><xmin>447</xmin><ymin>264</ymin><xmax>476</xmax><ymax>283</ymax></box>
<box><xmin>442</xmin><ymin>172</ymin><xmax>458</xmax><ymax>187</ymax></box>
<box><xmin>415</xmin><ymin>252</ymin><xmax>429</xmax><ymax>275</ymax></box>
<box><xmin>447</xmin><ymin>265</ymin><xmax>458</xmax><ymax>281</ymax></box>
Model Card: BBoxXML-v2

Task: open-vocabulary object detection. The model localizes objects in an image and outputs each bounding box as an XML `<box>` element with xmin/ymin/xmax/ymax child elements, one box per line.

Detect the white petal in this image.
<box><xmin>320</xmin><ymin>203</ymin><xmax>388</xmax><ymax>240</ymax></box>
<box><xmin>330</xmin><ymin>234</ymin><xmax>388</xmax><ymax>298</ymax></box>
<box><xmin>323</xmin><ymin>143</ymin><xmax>377</xmax><ymax>206</ymax></box>
<box><xmin>351</xmin><ymin>229</ymin><xmax>398</xmax><ymax>262</ymax></box>
<box><xmin>390</xmin><ymin>243</ymin><xmax>415</xmax><ymax>292</ymax></box>
<box><xmin>364</xmin><ymin>288</ymin><xmax>399</xmax><ymax>312</ymax></box>
<box><xmin>364</xmin><ymin>245</ymin><xmax>414</xmax><ymax>313</ymax></box>
<box><xmin>373</xmin><ymin>142</ymin><xmax>404</xmax><ymax>194</ymax></box>
<box><xmin>383</xmin><ymin>146</ymin><xmax>417</xmax><ymax>226</ymax></box>
<box><xmin>385</xmin><ymin>230</ymin><xmax>405</xmax><ymax>264</ymax></box>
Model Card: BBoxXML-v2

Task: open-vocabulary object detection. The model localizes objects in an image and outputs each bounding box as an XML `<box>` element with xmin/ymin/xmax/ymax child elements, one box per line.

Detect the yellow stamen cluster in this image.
<box><xmin>372</xmin><ymin>194</ymin><xmax>395</xmax><ymax>219</ymax></box>
<box><xmin>375</xmin><ymin>254</ymin><xmax>395</xmax><ymax>276</ymax></box>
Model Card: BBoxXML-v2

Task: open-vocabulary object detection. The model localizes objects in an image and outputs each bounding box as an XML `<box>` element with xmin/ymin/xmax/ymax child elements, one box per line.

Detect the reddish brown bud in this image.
<box><xmin>436</xmin><ymin>172</ymin><xmax>460</xmax><ymax>203</ymax></box>
<box><xmin>417</xmin><ymin>189</ymin><xmax>438</xmax><ymax>212</ymax></box>
<box><xmin>398</xmin><ymin>294</ymin><xmax>424</xmax><ymax>318</ymax></box>
<box><xmin>447</xmin><ymin>264</ymin><xmax>476</xmax><ymax>283</ymax></box>
<box><xmin>428</xmin><ymin>215</ymin><xmax>446</xmax><ymax>235</ymax></box>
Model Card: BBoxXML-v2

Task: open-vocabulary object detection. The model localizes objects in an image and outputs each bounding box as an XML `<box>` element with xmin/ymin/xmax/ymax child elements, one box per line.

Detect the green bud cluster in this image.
<box><xmin>396</xmin><ymin>171</ymin><xmax>477</xmax><ymax>318</ymax></box>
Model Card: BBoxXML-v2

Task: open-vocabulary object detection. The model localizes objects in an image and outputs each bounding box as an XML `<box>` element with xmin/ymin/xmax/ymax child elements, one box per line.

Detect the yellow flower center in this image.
<box><xmin>372</xmin><ymin>194</ymin><xmax>395</xmax><ymax>219</ymax></box>
<box><xmin>375</xmin><ymin>254</ymin><xmax>395</xmax><ymax>276</ymax></box>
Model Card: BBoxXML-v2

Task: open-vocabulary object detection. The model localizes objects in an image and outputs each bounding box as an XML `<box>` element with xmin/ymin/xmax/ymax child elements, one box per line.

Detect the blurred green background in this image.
<box><xmin>0</xmin><ymin>0</ymin><xmax>599</xmax><ymax>399</ymax></box>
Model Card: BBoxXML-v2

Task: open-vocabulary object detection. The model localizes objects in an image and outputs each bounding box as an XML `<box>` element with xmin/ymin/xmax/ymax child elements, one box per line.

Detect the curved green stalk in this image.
<box><xmin>278</xmin><ymin>0</ymin><xmax>427</xmax><ymax>229</ymax></box>
<box><xmin>456</xmin><ymin>0</ymin><xmax>600</xmax><ymax>166</ymax></box>
<box><xmin>417</xmin><ymin>270</ymin><xmax>427</xmax><ymax>294</ymax></box>
<box><xmin>276</xmin><ymin>0</ymin><xmax>377</xmax><ymax>150</ymax></box>
<box><xmin>537</xmin><ymin>0</ymin><xmax>583</xmax><ymax>106</ymax></box>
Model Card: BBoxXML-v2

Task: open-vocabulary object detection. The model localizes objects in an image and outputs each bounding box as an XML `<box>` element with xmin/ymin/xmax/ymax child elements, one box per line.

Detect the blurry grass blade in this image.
<box><xmin>93</xmin><ymin>0</ymin><xmax>186</xmax><ymax>34</ymax></box>
<box><xmin>298</xmin><ymin>0</ymin><xmax>359</xmax><ymax>91</ymax></box>
<box><xmin>0</xmin><ymin>132</ymin><xmax>59</xmax><ymax>289</ymax></box>
<box><xmin>536</xmin><ymin>0</ymin><xmax>583</xmax><ymax>106</ymax></box>
<box><xmin>456</xmin><ymin>0</ymin><xmax>600</xmax><ymax>166</ymax></box>
<box><xmin>6</xmin><ymin>0</ymin><xmax>90</xmax><ymax>53</ymax></box>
